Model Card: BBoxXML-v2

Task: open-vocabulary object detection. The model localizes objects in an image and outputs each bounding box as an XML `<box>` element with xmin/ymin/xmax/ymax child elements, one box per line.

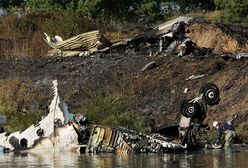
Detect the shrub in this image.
<box><xmin>216</xmin><ymin>0</ymin><xmax>248</xmax><ymax>26</ymax></box>
<box><xmin>199</xmin><ymin>128</ymin><xmax>219</xmax><ymax>143</ymax></box>
<box><xmin>75</xmin><ymin>93</ymin><xmax>151</xmax><ymax>133</ymax></box>
<box><xmin>4</xmin><ymin>110</ymin><xmax>43</xmax><ymax>132</ymax></box>
<box><xmin>0</xmin><ymin>77</ymin><xmax>47</xmax><ymax>132</ymax></box>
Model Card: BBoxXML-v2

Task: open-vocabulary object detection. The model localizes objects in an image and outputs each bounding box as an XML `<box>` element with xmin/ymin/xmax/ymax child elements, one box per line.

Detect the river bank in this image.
<box><xmin>0</xmin><ymin>52</ymin><xmax>248</xmax><ymax>142</ymax></box>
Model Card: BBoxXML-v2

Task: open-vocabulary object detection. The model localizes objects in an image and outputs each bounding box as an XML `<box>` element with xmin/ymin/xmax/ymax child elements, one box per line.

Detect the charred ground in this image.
<box><xmin>1</xmin><ymin>22</ymin><xmax>248</xmax><ymax>142</ymax></box>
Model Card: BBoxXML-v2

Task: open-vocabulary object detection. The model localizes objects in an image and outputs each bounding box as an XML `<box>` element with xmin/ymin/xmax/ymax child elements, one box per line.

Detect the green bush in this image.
<box><xmin>216</xmin><ymin>0</ymin><xmax>248</xmax><ymax>26</ymax></box>
<box><xmin>0</xmin><ymin>104</ymin><xmax>17</xmax><ymax>117</ymax></box>
<box><xmin>135</xmin><ymin>0</ymin><xmax>162</xmax><ymax>22</ymax></box>
<box><xmin>0</xmin><ymin>78</ymin><xmax>47</xmax><ymax>132</ymax></box>
<box><xmin>196</xmin><ymin>128</ymin><xmax>219</xmax><ymax>144</ymax></box>
<box><xmin>75</xmin><ymin>93</ymin><xmax>151</xmax><ymax>133</ymax></box>
<box><xmin>4</xmin><ymin>110</ymin><xmax>44</xmax><ymax>132</ymax></box>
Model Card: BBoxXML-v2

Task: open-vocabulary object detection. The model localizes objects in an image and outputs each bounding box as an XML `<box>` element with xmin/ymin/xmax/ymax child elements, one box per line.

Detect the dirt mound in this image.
<box><xmin>187</xmin><ymin>23</ymin><xmax>248</xmax><ymax>53</ymax></box>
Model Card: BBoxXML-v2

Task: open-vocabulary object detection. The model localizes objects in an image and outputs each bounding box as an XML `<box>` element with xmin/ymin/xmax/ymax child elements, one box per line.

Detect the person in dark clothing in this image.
<box><xmin>213</xmin><ymin>121</ymin><xmax>235</xmax><ymax>151</ymax></box>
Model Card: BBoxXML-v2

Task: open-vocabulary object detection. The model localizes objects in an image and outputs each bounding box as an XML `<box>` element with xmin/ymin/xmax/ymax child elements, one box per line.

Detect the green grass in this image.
<box><xmin>75</xmin><ymin>93</ymin><xmax>151</xmax><ymax>133</ymax></box>
<box><xmin>4</xmin><ymin>111</ymin><xmax>44</xmax><ymax>132</ymax></box>
<box><xmin>0</xmin><ymin>77</ymin><xmax>151</xmax><ymax>133</ymax></box>
<box><xmin>0</xmin><ymin>77</ymin><xmax>47</xmax><ymax>132</ymax></box>
<box><xmin>197</xmin><ymin>128</ymin><xmax>219</xmax><ymax>144</ymax></box>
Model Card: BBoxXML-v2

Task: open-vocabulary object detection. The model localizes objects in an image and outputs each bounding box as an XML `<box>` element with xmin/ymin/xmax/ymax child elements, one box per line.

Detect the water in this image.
<box><xmin>0</xmin><ymin>146</ymin><xmax>248</xmax><ymax>168</ymax></box>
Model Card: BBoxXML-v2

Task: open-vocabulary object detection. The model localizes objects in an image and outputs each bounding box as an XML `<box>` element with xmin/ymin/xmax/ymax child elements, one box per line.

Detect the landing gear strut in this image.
<box><xmin>179</xmin><ymin>83</ymin><xmax>220</xmax><ymax>148</ymax></box>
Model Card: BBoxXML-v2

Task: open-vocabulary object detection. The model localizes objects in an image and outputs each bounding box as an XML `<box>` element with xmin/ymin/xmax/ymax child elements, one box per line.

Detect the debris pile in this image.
<box><xmin>87</xmin><ymin>125</ymin><xmax>185</xmax><ymax>154</ymax></box>
<box><xmin>44</xmin><ymin>17</ymin><xmax>212</xmax><ymax>57</ymax></box>
<box><xmin>44</xmin><ymin>30</ymin><xmax>111</xmax><ymax>57</ymax></box>
<box><xmin>122</xmin><ymin>17</ymin><xmax>212</xmax><ymax>57</ymax></box>
<box><xmin>0</xmin><ymin>80</ymin><xmax>185</xmax><ymax>154</ymax></box>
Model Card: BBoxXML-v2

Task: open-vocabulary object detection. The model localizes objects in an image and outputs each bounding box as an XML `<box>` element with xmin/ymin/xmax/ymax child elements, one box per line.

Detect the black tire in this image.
<box><xmin>199</xmin><ymin>83</ymin><xmax>220</xmax><ymax>106</ymax></box>
<box><xmin>181</xmin><ymin>101</ymin><xmax>200</xmax><ymax>118</ymax></box>
<box><xmin>203</xmin><ymin>88</ymin><xmax>220</xmax><ymax>106</ymax></box>
<box><xmin>20</xmin><ymin>138</ymin><xmax>28</xmax><ymax>148</ymax></box>
<box><xmin>199</xmin><ymin>83</ymin><xmax>219</xmax><ymax>95</ymax></box>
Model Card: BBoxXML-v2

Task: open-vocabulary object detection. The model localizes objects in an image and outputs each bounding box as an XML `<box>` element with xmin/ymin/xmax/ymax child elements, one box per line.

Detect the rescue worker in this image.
<box><xmin>212</xmin><ymin>120</ymin><xmax>235</xmax><ymax>151</ymax></box>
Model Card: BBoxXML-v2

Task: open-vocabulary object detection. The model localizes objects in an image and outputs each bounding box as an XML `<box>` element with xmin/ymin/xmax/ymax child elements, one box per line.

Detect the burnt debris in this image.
<box><xmin>45</xmin><ymin>17</ymin><xmax>213</xmax><ymax>58</ymax></box>
<box><xmin>108</xmin><ymin>17</ymin><xmax>213</xmax><ymax>57</ymax></box>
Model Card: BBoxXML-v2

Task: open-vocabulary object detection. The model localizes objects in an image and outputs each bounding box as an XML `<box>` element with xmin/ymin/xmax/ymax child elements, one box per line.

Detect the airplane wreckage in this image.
<box><xmin>0</xmin><ymin>17</ymin><xmax>223</xmax><ymax>153</ymax></box>
<box><xmin>44</xmin><ymin>16</ymin><xmax>212</xmax><ymax>57</ymax></box>
<box><xmin>0</xmin><ymin>80</ymin><xmax>221</xmax><ymax>154</ymax></box>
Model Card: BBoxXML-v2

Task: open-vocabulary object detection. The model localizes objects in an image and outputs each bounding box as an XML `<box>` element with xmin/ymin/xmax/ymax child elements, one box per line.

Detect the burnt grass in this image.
<box><xmin>1</xmin><ymin>53</ymin><xmax>248</xmax><ymax>142</ymax></box>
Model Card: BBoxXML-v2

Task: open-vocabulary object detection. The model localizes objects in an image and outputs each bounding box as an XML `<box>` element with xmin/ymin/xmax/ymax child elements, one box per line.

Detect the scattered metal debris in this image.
<box><xmin>0</xmin><ymin>81</ymin><xmax>222</xmax><ymax>154</ymax></box>
<box><xmin>120</xmin><ymin>16</ymin><xmax>212</xmax><ymax>57</ymax></box>
<box><xmin>0</xmin><ymin>80</ymin><xmax>185</xmax><ymax>154</ymax></box>
<box><xmin>221</xmin><ymin>52</ymin><xmax>248</xmax><ymax>60</ymax></box>
<box><xmin>87</xmin><ymin>125</ymin><xmax>185</xmax><ymax>154</ymax></box>
<box><xmin>44</xmin><ymin>30</ymin><xmax>101</xmax><ymax>57</ymax></box>
<box><xmin>186</xmin><ymin>74</ymin><xmax>205</xmax><ymax>80</ymax></box>
<box><xmin>134</xmin><ymin>16</ymin><xmax>193</xmax><ymax>39</ymax></box>
<box><xmin>44</xmin><ymin>17</ymin><xmax>213</xmax><ymax>57</ymax></box>
<box><xmin>141</xmin><ymin>61</ymin><xmax>157</xmax><ymax>71</ymax></box>
<box><xmin>0</xmin><ymin>80</ymin><xmax>79</xmax><ymax>152</ymax></box>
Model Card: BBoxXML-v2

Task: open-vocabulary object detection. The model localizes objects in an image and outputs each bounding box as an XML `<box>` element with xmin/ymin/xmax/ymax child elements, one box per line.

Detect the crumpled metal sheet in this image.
<box><xmin>134</xmin><ymin>16</ymin><xmax>193</xmax><ymax>39</ymax></box>
<box><xmin>87</xmin><ymin>125</ymin><xmax>185</xmax><ymax>154</ymax></box>
<box><xmin>44</xmin><ymin>30</ymin><xmax>100</xmax><ymax>51</ymax></box>
<box><xmin>186</xmin><ymin>74</ymin><xmax>205</xmax><ymax>80</ymax></box>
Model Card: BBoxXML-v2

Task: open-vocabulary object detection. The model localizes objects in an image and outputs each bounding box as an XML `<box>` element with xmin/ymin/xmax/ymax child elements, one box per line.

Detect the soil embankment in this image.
<box><xmin>1</xmin><ymin>53</ymin><xmax>248</xmax><ymax>141</ymax></box>
<box><xmin>187</xmin><ymin>23</ymin><xmax>248</xmax><ymax>53</ymax></box>
<box><xmin>1</xmin><ymin>22</ymin><xmax>248</xmax><ymax>142</ymax></box>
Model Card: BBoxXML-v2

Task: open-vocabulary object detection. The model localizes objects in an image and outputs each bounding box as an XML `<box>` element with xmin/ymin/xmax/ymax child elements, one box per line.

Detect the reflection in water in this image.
<box><xmin>0</xmin><ymin>146</ymin><xmax>248</xmax><ymax>167</ymax></box>
<box><xmin>0</xmin><ymin>151</ymin><xmax>80</xmax><ymax>168</ymax></box>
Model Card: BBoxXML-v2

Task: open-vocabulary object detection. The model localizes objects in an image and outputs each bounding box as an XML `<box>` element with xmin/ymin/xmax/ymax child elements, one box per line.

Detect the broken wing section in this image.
<box><xmin>0</xmin><ymin>80</ymin><xmax>78</xmax><ymax>151</ymax></box>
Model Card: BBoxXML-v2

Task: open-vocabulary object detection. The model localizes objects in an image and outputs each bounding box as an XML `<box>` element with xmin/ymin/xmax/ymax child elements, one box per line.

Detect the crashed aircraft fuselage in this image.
<box><xmin>0</xmin><ymin>80</ymin><xmax>79</xmax><ymax>152</ymax></box>
<box><xmin>0</xmin><ymin>80</ymin><xmax>186</xmax><ymax>154</ymax></box>
<box><xmin>0</xmin><ymin>81</ymin><xmax>220</xmax><ymax>154</ymax></box>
